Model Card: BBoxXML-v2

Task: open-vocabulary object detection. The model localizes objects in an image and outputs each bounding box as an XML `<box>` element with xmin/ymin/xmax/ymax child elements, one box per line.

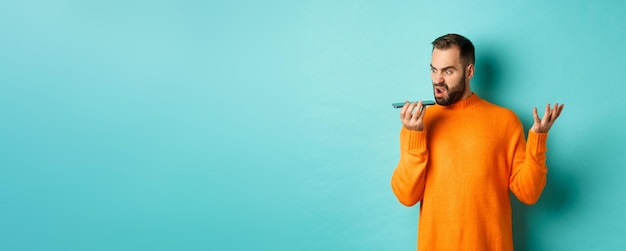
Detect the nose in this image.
<box><xmin>432</xmin><ymin>71</ymin><xmax>444</xmax><ymax>84</ymax></box>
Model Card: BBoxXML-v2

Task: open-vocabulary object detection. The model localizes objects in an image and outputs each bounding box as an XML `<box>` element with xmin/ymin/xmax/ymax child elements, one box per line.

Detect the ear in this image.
<box><xmin>466</xmin><ymin>64</ymin><xmax>475</xmax><ymax>80</ymax></box>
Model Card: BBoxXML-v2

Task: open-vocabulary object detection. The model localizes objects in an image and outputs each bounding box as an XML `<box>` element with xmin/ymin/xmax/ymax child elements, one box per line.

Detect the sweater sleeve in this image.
<box><xmin>509</xmin><ymin>130</ymin><xmax>548</xmax><ymax>205</ymax></box>
<box><xmin>391</xmin><ymin>127</ymin><xmax>429</xmax><ymax>206</ymax></box>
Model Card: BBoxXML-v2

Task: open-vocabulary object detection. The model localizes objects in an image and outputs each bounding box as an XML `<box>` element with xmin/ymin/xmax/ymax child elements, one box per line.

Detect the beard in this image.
<box><xmin>433</xmin><ymin>70</ymin><xmax>466</xmax><ymax>106</ymax></box>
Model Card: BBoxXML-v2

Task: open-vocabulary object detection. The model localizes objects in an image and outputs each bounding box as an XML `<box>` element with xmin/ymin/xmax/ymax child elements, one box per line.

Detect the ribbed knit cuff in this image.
<box><xmin>527</xmin><ymin>131</ymin><xmax>548</xmax><ymax>153</ymax></box>
<box><xmin>401</xmin><ymin>127</ymin><xmax>427</xmax><ymax>151</ymax></box>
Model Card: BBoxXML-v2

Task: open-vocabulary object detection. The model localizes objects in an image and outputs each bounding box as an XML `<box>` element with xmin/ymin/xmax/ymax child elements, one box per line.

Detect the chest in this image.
<box><xmin>425</xmin><ymin>112</ymin><xmax>512</xmax><ymax>182</ymax></box>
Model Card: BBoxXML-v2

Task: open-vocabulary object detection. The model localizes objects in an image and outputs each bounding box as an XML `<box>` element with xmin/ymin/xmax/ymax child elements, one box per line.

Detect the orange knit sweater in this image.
<box><xmin>391</xmin><ymin>94</ymin><xmax>548</xmax><ymax>251</ymax></box>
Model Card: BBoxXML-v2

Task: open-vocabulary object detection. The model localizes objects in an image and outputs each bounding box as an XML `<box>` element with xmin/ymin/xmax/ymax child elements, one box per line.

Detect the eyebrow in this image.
<box><xmin>430</xmin><ymin>64</ymin><xmax>457</xmax><ymax>71</ymax></box>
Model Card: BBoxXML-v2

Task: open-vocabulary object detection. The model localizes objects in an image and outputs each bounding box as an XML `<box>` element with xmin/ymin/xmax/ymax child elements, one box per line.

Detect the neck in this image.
<box><xmin>445</xmin><ymin>92</ymin><xmax>481</xmax><ymax>110</ymax></box>
<box><xmin>461</xmin><ymin>80</ymin><xmax>472</xmax><ymax>100</ymax></box>
<box><xmin>461</xmin><ymin>89</ymin><xmax>473</xmax><ymax>100</ymax></box>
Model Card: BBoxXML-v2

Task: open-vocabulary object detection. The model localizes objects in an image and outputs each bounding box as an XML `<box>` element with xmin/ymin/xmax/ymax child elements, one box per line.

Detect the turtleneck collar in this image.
<box><xmin>440</xmin><ymin>93</ymin><xmax>482</xmax><ymax>110</ymax></box>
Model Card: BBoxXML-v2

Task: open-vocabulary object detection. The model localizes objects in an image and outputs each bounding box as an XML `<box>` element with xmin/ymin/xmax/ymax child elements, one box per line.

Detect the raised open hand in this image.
<box><xmin>531</xmin><ymin>103</ymin><xmax>565</xmax><ymax>133</ymax></box>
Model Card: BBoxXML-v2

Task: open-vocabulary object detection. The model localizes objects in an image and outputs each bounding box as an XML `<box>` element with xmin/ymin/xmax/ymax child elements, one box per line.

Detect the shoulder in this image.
<box><xmin>477</xmin><ymin>100</ymin><xmax>522</xmax><ymax>125</ymax></box>
<box><xmin>479</xmin><ymin>99</ymin><xmax>515</xmax><ymax>115</ymax></box>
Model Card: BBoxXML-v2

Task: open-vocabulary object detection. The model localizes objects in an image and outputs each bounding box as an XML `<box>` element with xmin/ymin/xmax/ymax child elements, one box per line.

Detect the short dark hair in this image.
<box><xmin>431</xmin><ymin>34</ymin><xmax>475</xmax><ymax>67</ymax></box>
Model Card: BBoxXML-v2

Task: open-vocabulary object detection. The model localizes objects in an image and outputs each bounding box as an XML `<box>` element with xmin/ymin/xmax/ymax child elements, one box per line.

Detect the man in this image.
<box><xmin>390</xmin><ymin>34</ymin><xmax>564</xmax><ymax>250</ymax></box>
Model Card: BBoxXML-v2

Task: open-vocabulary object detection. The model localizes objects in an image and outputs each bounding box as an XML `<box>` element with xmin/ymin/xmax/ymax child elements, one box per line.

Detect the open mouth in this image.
<box><xmin>434</xmin><ymin>85</ymin><xmax>447</xmax><ymax>97</ymax></box>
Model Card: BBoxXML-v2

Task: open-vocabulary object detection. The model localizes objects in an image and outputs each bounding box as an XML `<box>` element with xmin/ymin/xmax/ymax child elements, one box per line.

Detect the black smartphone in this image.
<box><xmin>392</xmin><ymin>100</ymin><xmax>436</xmax><ymax>108</ymax></box>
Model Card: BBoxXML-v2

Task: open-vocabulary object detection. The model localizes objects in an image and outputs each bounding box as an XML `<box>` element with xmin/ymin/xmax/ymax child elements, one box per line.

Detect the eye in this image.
<box><xmin>431</xmin><ymin>68</ymin><xmax>437</xmax><ymax>73</ymax></box>
<box><xmin>444</xmin><ymin>69</ymin><xmax>453</xmax><ymax>75</ymax></box>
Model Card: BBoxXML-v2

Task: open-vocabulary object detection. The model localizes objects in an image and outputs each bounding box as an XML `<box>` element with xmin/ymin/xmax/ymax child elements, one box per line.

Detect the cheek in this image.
<box><xmin>453</xmin><ymin>74</ymin><xmax>464</xmax><ymax>83</ymax></box>
<box><xmin>445</xmin><ymin>75</ymin><xmax>462</xmax><ymax>88</ymax></box>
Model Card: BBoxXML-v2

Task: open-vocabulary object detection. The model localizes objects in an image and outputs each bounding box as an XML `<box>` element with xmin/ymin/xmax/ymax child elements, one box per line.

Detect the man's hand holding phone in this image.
<box><xmin>400</xmin><ymin>100</ymin><xmax>429</xmax><ymax>131</ymax></box>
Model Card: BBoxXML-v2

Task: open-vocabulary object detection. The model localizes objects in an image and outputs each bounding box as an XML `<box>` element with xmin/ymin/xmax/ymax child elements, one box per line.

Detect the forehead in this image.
<box><xmin>431</xmin><ymin>47</ymin><xmax>462</xmax><ymax>68</ymax></box>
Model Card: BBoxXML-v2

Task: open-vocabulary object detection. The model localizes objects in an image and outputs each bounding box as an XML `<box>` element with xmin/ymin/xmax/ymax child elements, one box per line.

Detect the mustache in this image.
<box><xmin>433</xmin><ymin>83</ymin><xmax>448</xmax><ymax>90</ymax></box>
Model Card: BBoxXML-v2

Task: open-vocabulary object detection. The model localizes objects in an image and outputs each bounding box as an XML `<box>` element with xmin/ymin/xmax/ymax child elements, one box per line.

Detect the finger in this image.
<box><xmin>402</xmin><ymin>100</ymin><xmax>415</xmax><ymax>120</ymax></box>
<box><xmin>554</xmin><ymin>103</ymin><xmax>564</xmax><ymax>119</ymax></box>
<box><xmin>549</xmin><ymin>102</ymin><xmax>560</xmax><ymax>122</ymax></box>
<box><xmin>541</xmin><ymin>103</ymin><xmax>551</xmax><ymax>124</ymax></box>
<box><xmin>418</xmin><ymin>103</ymin><xmax>428</xmax><ymax>120</ymax></box>
<box><xmin>405</xmin><ymin>102</ymin><xmax>417</xmax><ymax>121</ymax></box>
<box><xmin>414</xmin><ymin>101</ymin><xmax>425</xmax><ymax>121</ymax></box>
<box><xmin>532</xmin><ymin>107</ymin><xmax>540</xmax><ymax>123</ymax></box>
<box><xmin>409</xmin><ymin>102</ymin><xmax>420</xmax><ymax>123</ymax></box>
<box><xmin>556</xmin><ymin>103</ymin><xmax>564</xmax><ymax>118</ymax></box>
<box><xmin>412</xmin><ymin>101</ymin><xmax>429</xmax><ymax>126</ymax></box>
<box><xmin>400</xmin><ymin>100</ymin><xmax>409</xmax><ymax>120</ymax></box>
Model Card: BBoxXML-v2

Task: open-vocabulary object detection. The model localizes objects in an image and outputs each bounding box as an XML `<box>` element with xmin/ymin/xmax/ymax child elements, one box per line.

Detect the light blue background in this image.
<box><xmin>1</xmin><ymin>0</ymin><xmax>624</xmax><ymax>250</ymax></box>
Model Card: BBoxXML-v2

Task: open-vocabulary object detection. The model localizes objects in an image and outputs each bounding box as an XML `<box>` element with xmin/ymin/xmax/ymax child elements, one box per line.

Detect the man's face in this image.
<box><xmin>430</xmin><ymin>47</ymin><xmax>469</xmax><ymax>106</ymax></box>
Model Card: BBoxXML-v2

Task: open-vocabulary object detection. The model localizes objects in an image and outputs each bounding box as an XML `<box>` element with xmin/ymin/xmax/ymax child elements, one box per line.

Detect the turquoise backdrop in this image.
<box><xmin>2</xmin><ymin>0</ymin><xmax>625</xmax><ymax>250</ymax></box>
